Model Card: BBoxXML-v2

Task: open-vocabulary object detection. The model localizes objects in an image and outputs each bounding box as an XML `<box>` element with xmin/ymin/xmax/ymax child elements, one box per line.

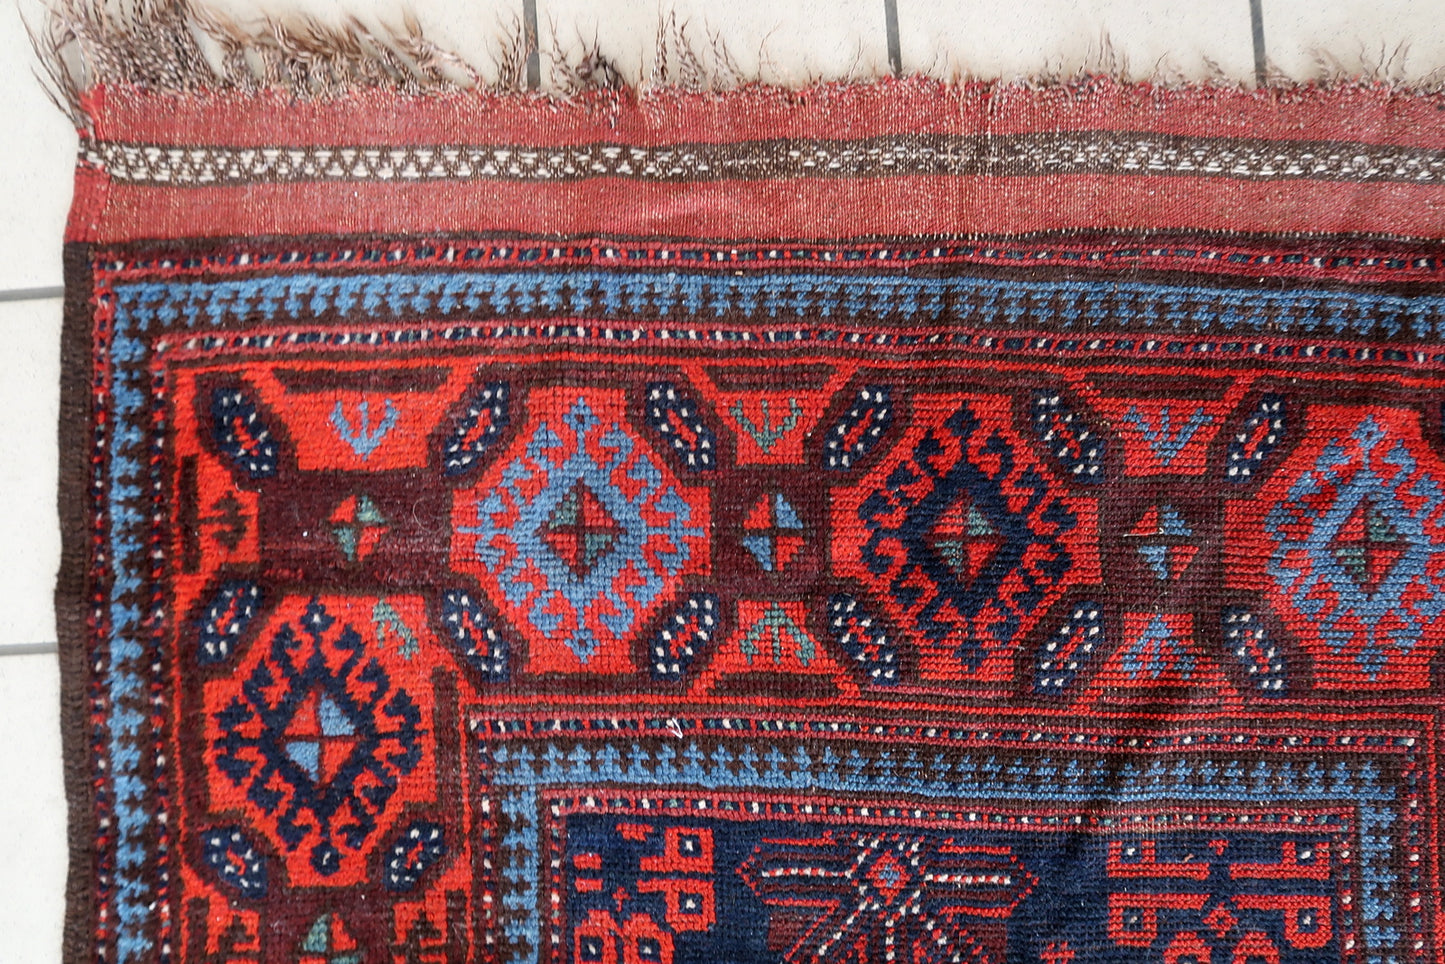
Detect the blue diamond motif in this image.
<box><xmin>1266</xmin><ymin>415</ymin><xmax>1445</xmax><ymax>677</ymax></box>
<box><xmin>461</xmin><ymin>396</ymin><xmax>707</xmax><ymax>663</ymax></box>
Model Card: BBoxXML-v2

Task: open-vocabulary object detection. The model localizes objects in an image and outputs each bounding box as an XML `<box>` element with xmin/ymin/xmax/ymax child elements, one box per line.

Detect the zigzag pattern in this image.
<box><xmin>85</xmin><ymin>131</ymin><xmax>1445</xmax><ymax>186</ymax></box>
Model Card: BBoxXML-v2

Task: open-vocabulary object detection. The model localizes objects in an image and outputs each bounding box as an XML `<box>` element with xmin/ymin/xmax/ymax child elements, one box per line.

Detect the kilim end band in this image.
<box><xmin>52</xmin><ymin>74</ymin><xmax>1445</xmax><ymax>964</ymax></box>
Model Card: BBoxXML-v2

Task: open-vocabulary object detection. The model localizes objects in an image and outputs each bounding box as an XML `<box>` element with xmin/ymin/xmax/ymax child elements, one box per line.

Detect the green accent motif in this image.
<box><xmin>732</xmin><ymin>397</ymin><xmax>802</xmax><ymax>453</ymax></box>
<box><xmin>299</xmin><ymin>914</ymin><xmax>361</xmax><ymax>964</ymax></box>
<box><xmin>331</xmin><ymin>494</ymin><xmax>387</xmax><ymax>563</ymax></box>
<box><xmin>372</xmin><ymin>599</ymin><xmax>419</xmax><ymax>659</ymax></box>
<box><xmin>740</xmin><ymin>603</ymin><xmax>816</xmax><ymax>667</ymax></box>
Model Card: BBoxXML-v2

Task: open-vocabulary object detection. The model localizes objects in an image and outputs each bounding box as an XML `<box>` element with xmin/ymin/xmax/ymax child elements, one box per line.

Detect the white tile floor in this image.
<box><xmin>0</xmin><ymin>0</ymin><xmax>1439</xmax><ymax>959</ymax></box>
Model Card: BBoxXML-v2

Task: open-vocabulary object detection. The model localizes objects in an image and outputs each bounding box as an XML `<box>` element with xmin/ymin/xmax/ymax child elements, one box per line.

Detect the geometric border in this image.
<box><xmin>71</xmin><ymin>236</ymin><xmax>1445</xmax><ymax>964</ymax></box>
<box><xmin>469</xmin><ymin>711</ymin><xmax>1434</xmax><ymax>964</ymax></box>
<box><xmin>77</xmin><ymin>131</ymin><xmax>1445</xmax><ymax>188</ymax></box>
<box><xmin>544</xmin><ymin>794</ymin><xmax>1356</xmax><ymax>963</ymax></box>
<box><xmin>111</xmin><ymin>267</ymin><xmax>1445</xmax><ymax>346</ymax></box>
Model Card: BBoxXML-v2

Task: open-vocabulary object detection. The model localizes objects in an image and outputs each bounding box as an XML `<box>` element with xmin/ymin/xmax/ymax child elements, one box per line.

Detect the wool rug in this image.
<box><xmin>50</xmin><ymin>24</ymin><xmax>1445</xmax><ymax>964</ymax></box>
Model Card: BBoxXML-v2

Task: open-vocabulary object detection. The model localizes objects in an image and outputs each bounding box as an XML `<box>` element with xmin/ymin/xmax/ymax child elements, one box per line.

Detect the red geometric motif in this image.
<box><xmin>695</xmin><ymin>599</ymin><xmax>851</xmax><ymax>697</ymax></box>
<box><xmin>200</xmin><ymin>594</ymin><xmax>437</xmax><ymax>889</ymax></box>
<box><xmin>1086</xmin><ymin>612</ymin><xmax>1240</xmax><ymax>708</ymax></box>
<box><xmin>244</xmin><ymin>363</ymin><xmax>471</xmax><ymax>472</ymax></box>
<box><xmin>830</xmin><ymin>392</ymin><xmax>1100</xmax><ymax>686</ymax></box>
<box><xmin>1085</xmin><ymin>378</ymin><xmax>1241</xmax><ymax>478</ymax></box>
<box><xmin>741</xmin><ymin>493</ymin><xmax>805</xmax><ymax>572</ymax></box>
<box><xmin>542</xmin><ymin>483</ymin><xmax>624</xmax><ymax>577</ymax></box>
<box><xmin>699</xmin><ymin>365</ymin><xmax>848</xmax><ymax>466</ymax></box>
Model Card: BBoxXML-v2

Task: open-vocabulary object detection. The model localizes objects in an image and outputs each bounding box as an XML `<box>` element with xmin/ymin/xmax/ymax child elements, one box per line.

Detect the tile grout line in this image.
<box><xmin>1248</xmin><ymin>0</ymin><xmax>1268</xmax><ymax>87</ymax></box>
<box><xmin>0</xmin><ymin>286</ymin><xmax>63</xmax><ymax>303</ymax></box>
<box><xmin>883</xmin><ymin>0</ymin><xmax>903</xmax><ymax>77</ymax></box>
<box><xmin>0</xmin><ymin>642</ymin><xmax>59</xmax><ymax>656</ymax></box>
<box><xmin>522</xmin><ymin>0</ymin><xmax>541</xmax><ymax>91</ymax></box>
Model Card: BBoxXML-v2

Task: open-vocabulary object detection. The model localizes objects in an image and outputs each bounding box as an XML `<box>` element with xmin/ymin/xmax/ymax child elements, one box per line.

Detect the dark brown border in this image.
<box><xmin>57</xmin><ymin>243</ymin><xmax>95</xmax><ymax>964</ymax></box>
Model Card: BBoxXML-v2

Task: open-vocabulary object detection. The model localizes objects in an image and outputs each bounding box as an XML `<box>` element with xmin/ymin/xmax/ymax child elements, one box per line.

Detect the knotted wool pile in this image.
<box><xmin>50</xmin><ymin>25</ymin><xmax>1445</xmax><ymax>964</ymax></box>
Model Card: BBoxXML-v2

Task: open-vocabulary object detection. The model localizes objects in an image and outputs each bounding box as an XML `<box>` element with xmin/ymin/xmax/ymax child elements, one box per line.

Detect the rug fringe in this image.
<box><xmin>29</xmin><ymin>0</ymin><xmax>1445</xmax><ymax>132</ymax></box>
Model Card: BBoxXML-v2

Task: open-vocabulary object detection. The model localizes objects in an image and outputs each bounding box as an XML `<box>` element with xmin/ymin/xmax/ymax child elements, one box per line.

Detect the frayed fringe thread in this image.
<box><xmin>31</xmin><ymin>0</ymin><xmax>786</xmax><ymax>128</ymax></box>
<box><xmin>32</xmin><ymin>0</ymin><xmax>486</xmax><ymax>124</ymax></box>
<box><xmin>30</xmin><ymin>0</ymin><xmax>1445</xmax><ymax>132</ymax></box>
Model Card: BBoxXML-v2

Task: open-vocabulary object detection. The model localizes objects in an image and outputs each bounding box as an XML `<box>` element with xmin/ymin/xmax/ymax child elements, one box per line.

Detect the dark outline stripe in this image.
<box><xmin>83</xmin><ymin>129</ymin><xmax>1445</xmax><ymax>187</ymax></box>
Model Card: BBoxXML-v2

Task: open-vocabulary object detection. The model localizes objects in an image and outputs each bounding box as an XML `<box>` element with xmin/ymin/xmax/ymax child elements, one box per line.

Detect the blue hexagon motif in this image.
<box><xmin>1031</xmin><ymin>392</ymin><xmax>1106</xmax><ymax>483</ymax></box>
<box><xmin>840</xmin><ymin>400</ymin><xmax>1086</xmax><ymax>676</ymax></box>
<box><xmin>439</xmin><ymin>589</ymin><xmax>511</xmax><ymax>682</ymax></box>
<box><xmin>649</xmin><ymin>593</ymin><xmax>719</xmax><ymax>681</ymax></box>
<box><xmin>441</xmin><ymin>381</ymin><xmax>510</xmax><ymax>477</ymax></box>
<box><xmin>1222</xmin><ymin>608</ymin><xmax>1287</xmax><ymax>696</ymax></box>
<box><xmin>823</xmin><ymin>386</ymin><xmax>893</xmax><ymax>471</ymax></box>
<box><xmin>1263</xmin><ymin>412</ymin><xmax>1445</xmax><ymax>682</ymax></box>
<box><xmin>458</xmin><ymin>392</ymin><xmax>710</xmax><ymax>669</ymax></box>
<box><xmin>826</xmin><ymin>593</ymin><xmax>900</xmax><ymax>686</ymax></box>
<box><xmin>1032</xmin><ymin>601</ymin><xmax>1104</xmax><ymax>695</ymax></box>
<box><xmin>644</xmin><ymin>381</ymin><xmax>718</xmax><ymax>471</ymax></box>
<box><xmin>1225</xmin><ymin>394</ymin><xmax>1286</xmax><ymax>483</ymax></box>
<box><xmin>210</xmin><ymin>386</ymin><xmax>280</xmax><ymax>479</ymax></box>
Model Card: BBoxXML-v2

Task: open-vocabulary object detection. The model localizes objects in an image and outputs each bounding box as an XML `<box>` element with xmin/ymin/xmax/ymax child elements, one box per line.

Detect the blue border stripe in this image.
<box><xmin>112</xmin><ymin>269</ymin><xmax>1445</xmax><ymax>340</ymax></box>
<box><xmin>106</xmin><ymin>328</ymin><xmax>154</xmax><ymax>963</ymax></box>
